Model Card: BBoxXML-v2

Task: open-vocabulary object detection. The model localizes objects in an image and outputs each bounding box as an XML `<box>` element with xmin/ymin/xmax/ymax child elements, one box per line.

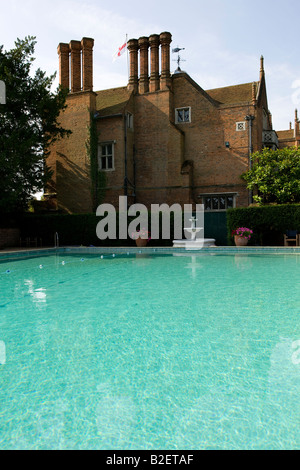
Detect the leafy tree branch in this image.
<box><xmin>241</xmin><ymin>147</ymin><xmax>300</xmax><ymax>204</ymax></box>
<box><xmin>0</xmin><ymin>36</ymin><xmax>71</xmax><ymax>213</ymax></box>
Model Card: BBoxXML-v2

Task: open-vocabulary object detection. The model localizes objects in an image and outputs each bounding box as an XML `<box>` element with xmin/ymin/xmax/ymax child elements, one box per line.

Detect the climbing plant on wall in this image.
<box><xmin>86</xmin><ymin>113</ymin><xmax>106</xmax><ymax>211</ymax></box>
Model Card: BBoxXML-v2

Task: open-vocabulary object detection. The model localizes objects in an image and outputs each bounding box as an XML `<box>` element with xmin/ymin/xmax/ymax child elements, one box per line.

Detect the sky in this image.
<box><xmin>1</xmin><ymin>0</ymin><xmax>300</xmax><ymax>130</ymax></box>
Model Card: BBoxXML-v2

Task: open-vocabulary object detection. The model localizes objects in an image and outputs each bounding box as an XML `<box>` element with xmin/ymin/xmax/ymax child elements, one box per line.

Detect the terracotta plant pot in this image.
<box><xmin>135</xmin><ymin>238</ymin><xmax>148</xmax><ymax>247</ymax></box>
<box><xmin>234</xmin><ymin>235</ymin><xmax>248</xmax><ymax>247</ymax></box>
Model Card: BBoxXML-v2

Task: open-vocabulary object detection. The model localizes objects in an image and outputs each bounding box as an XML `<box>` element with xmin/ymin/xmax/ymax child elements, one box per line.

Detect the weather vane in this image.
<box><xmin>172</xmin><ymin>46</ymin><xmax>186</xmax><ymax>72</ymax></box>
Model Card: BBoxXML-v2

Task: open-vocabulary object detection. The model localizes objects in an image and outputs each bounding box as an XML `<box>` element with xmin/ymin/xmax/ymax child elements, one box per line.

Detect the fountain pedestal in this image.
<box><xmin>172</xmin><ymin>216</ymin><xmax>216</xmax><ymax>249</ymax></box>
<box><xmin>172</xmin><ymin>238</ymin><xmax>216</xmax><ymax>248</ymax></box>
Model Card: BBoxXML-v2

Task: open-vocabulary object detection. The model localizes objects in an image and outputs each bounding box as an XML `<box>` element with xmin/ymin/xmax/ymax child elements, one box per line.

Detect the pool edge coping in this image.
<box><xmin>1</xmin><ymin>245</ymin><xmax>300</xmax><ymax>261</ymax></box>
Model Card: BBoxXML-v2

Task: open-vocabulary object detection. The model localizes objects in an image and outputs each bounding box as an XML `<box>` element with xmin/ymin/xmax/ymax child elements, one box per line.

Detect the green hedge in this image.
<box><xmin>0</xmin><ymin>213</ymin><xmax>20</xmax><ymax>228</ymax></box>
<box><xmin>227</xmin><ymin>204</ymin><xmax>300</xmax><ymax>245</ymax></box>
<box><xmin>20</xmin><ymin>214</ymin><xmax>100</xmax><ymax>247</ymax></box>
<box><xmin>19</xmin><ymin>213</ymin><xmax>182</xmax><ymax>247</ymax></box>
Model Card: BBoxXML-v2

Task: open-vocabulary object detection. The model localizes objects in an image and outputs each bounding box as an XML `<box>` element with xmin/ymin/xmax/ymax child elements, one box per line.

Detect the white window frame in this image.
<box><xmin>199</xmin><ymin>193</ymin><xmax>237</xmax><ymax>212</ymax></box>
<box><xmin>175</xmin><ymin>107</ymin><xmax>191</xmax><ymax>124</ymax></box>
<box><xmin>98</xmin><ymin>142</ymin><xmax>115</xmax><ymax>171</ymax></box>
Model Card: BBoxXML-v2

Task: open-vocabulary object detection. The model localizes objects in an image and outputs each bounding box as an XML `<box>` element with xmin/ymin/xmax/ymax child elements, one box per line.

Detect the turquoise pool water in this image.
<box><xmin>0</xmin><ymin>252</ymin><xmax>299</xmax><ymax>450</ymax></box>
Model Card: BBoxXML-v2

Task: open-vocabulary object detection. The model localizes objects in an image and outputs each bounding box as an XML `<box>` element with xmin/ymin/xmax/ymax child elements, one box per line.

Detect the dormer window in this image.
<box><xmin>175</xmin><ymin>107</ymin><xmax>191</xmax><ymax>124</ymax></box>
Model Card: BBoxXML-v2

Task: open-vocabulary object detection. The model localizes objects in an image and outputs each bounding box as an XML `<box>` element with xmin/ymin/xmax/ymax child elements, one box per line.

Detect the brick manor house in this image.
<box><xmin>48</xmin><ymin>32</ymin><xmax>299</xmax><ymax>214</ymax></box>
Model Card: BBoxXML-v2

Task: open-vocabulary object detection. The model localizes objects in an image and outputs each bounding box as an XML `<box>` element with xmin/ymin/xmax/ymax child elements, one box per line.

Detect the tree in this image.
<box><xmin>241</xmin><ymin>147</ymin><xmax>300</xmax><ymax>204</ymax></box>
<box><xmin>0</xmin><ymin>36</ymin><xmax>70</xmax><ymax>213</ymax></box>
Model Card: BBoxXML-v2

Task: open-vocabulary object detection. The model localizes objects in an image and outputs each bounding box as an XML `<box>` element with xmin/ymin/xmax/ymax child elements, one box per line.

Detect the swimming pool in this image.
<box><xmin>0</xmin><ymin>250</ymin><xmax>299</xmax><ymax>449</ymax></box>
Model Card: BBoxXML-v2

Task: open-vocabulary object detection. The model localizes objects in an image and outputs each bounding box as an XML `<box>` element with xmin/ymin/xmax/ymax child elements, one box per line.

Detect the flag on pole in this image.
<box><xmin>113</xmin><ymin>39</ymin><xmax>127</xmax><ymax>62</ymax></box>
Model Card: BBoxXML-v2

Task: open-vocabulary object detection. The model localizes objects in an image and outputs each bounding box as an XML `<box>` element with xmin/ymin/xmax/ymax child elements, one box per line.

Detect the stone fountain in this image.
<box><xmin>173</xmin><ymin>216</ymin><xmax>216</xmax><ymax>249</ymax></box>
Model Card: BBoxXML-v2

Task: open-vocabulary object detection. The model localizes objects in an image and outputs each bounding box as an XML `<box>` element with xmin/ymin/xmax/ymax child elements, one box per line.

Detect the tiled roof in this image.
<box><xmin>95</xmin><ymin>86</ymin><xmax>131</xmax><ymax>116</ymax></box>
<box><xmin>206</xmin><ymin>82</ymin><xmax>257</xmax><ymax>105</ymax></box>
<box><xmin>277</xmin><ymin>129</ymin><xmax>295</xmax><ymax>140</ymax></box>
<box><xmin>94</xmin><ymin>81</ymin><xmax>257</xmax><ymax>114</ymax></box>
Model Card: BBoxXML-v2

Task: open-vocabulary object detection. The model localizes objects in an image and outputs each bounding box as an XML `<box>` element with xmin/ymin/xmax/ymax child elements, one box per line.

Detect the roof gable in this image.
<box><xmin>172</xmin><ymin>72</ymin><xmax>219</xmax><ymax>107</ymax></box>
<box><xmin>95</xmin><ymin>86</ymin><xmax>132</xmax><ymax>117</ymax></box>
<box><xmin>206</xmin><ymin>82</ymin><xmax>257</xmax><ymax>105</ymax></box>
<box><xmin>277</xmin><ymin>129</ymin><xmax>294</xmax><ymax>140</ymax></box>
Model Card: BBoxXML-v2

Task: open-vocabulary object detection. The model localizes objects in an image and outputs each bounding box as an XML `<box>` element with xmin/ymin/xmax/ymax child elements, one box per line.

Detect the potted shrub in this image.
<box><xmin>131</xmin><ymin>228</ymin><xmax>151</xmax><ymax>247</ymax></box>
<box><xmin>232</xmin><ymin>227</ymin><xmax>253</xmax><ymax>246</ymax></box>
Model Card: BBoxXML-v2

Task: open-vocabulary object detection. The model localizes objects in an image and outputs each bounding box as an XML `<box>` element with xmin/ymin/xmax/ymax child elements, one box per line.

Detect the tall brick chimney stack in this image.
<box><xmin>127</xmin><ymin>39</ymin><xmax>139</xmax><ymax>93</ymax></box>
<box><xmin>69</xmin><ymin>40</ymin><xmax>82</xmax><ymax>92</ymax></box>
<box><xmin>149</xmin><ymin>34</ymin><xmax>160</xmax><ymax>92</ymax></box>
<box><xmin>160</xmin><ymin>32</ymin><xmax>172</xmax><ymax>90</ymax></box>
<box><xmin>138</xmin><ymin>36</ymin><xmax>149</xmax><ymax>94</ymax></box>
<box><xmin>57</xmin><ymin>43</ymin><xmax>70</xmax><ymax>90</ymax></box>
<box><xmin>81</xmin><ymin>37</ymin><xmax>94</xmax><ymax>91</ymax></box>
<box><xmin>127</xmin><ymin>31</ymin><xmax>172</xmax><ymax>94</ymax></box>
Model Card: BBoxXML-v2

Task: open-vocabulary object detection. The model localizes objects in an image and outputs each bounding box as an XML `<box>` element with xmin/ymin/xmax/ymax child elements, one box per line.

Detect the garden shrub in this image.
<box><xmin>19</xmin><ymin>212</ymin><xmax>180</xmax><ymax>247</ymax></box>
<box><xmin>227</xmin><ymin>204</ymin><xmax>300</xmax><ymax>245</ymax></box>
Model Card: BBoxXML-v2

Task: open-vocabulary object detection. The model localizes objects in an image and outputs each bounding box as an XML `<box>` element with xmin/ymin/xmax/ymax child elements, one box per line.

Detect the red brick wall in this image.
<box><xmin>48</xmin><ymin>91</ymin><xmax>96</xmax><ymax>213</ymax></box>
<box><xmin>95</xmin><ymin>96</ymin><xmax>136</xmax><ymax>207</ymax></box>
<box><xmin>172</xmin><ymin>74</ymin><xmax>254</xmax><ymax>207</ymax></box>
<box><xmin>50</xmin><ymin>34</ymin><xmax>275</xmax><ymax>214</ymax></box>
<box><xmin>133</xmin><ymin>89</ymin><xmax>190</xmax><ymax>207</ymax></box>
<box><xmin>278</xmin><ymin>138</ymin><xmax>297</xmax><ymax>148</ymax></box>
<box><xmin>50</xmin><ymin>64</ymin><xmax>269</xmax><ymax>213</ymax></box>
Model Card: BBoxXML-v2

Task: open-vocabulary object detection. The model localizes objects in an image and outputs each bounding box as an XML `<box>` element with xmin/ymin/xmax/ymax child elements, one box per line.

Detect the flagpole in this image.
<box><xmin>126</xmin><ymin>34</ymin><xmax>129</xmax><ymax>81</ymax></box>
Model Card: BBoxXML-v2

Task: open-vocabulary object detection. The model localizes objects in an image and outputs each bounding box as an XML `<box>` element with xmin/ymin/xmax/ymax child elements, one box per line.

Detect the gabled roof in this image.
<box><xmin>172</xmin><ymin>71</ymin><xmax>219</xmax><ymax>107</ymax></box>
<box><xmin>206</xmin><ymin>82</ymin><xmax>258</xmax><ymax>105</ymax></box>
<box><xmin>277</xmin><ymin>129</ymin><xmax>295</xmax><ymax>140</ymax></box>
<box><xmin>95</xmin><ymin>86</ymin><xmax>132</xmax><ymax>117</ymax></box>
<box><xmin>94</xmin><ymin>80</ymin><xmax>259</xmax><ymax>113</ymax></box>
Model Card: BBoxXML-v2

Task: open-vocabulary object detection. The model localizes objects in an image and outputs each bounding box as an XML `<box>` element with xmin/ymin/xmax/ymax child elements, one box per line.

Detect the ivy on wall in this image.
<box><xmin>86</xmin><ymin>113</ymin><xmax>106</xmax><ymax>211</ymax></box>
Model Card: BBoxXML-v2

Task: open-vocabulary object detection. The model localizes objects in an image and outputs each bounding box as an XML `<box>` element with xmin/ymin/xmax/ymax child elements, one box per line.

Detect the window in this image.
<box><xmin>236</xmin><ymin>121</ymin><xmax>246</xmax><ymax>131</ymax></box>
<box><xmin>98</xmin><ymin>142</ymin><xmax>114</xmax><ymax>171</ymax></box>
<box><xmin>126</xmin><ymin>112</ymin><xmax>133</xmax><ymax>129</ymax></box>
<box><xmin>200</xmin><ymin>194</ymin><xmax>236</xmax><ymax>211</ymax></box>
<box><xmin>175</xmin><ymin>107</ymin><xmax>191</xmax><ymax>124</ymax></box>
